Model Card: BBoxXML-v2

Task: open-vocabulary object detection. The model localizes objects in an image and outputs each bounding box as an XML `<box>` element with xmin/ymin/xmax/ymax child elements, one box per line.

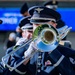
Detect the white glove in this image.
<box><xmin>16</xmin><ymin>38</ymin><xmax>26</xmax><ymax>46</ymax></box>
<box><xmin>24</xmin><ymin>42</ymin><xmax>38</xmax><ymax>58</ymax></box>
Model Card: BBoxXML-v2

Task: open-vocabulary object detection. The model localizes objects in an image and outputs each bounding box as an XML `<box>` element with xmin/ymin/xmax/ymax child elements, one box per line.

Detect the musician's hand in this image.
<box><xmin>24</xmin><ymin>42</ymin><xmax>38</xmax><ymax>58</ymax></box>
<box><xmin>16</xmin><ymin>38</ymin><xmax>26</xmax><ymax>46</ymax></box>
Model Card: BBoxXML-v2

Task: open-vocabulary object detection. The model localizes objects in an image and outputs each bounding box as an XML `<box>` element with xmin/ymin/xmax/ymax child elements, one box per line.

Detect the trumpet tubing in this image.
<box><xmin>2</xmin><ymin>38</ymin><xmax>32</xmax><ymax>69</ymax></box>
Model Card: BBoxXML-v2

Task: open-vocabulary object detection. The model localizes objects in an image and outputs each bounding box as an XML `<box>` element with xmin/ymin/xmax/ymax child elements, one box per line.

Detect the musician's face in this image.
<box><xmin>33</xmin><ymin>21</ymin><xmax>57</xmax><ymax>31</ymax></box>
<box><xmin>22</xmin><ymin>29</ymin><xmax>32</xmax><ymax>39</ymax></box>
<box><xmin>22</xmin><ymin>11</ymin><xmax>30</xmax><ymax>17</ymax></box>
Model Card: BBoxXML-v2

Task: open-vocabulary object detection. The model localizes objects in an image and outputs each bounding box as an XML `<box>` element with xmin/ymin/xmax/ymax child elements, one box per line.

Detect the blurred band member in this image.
<box><xmin>0</xmin><ymin>16</ymin><xmax>33</xmax><ymax>75</ymax></box>
<box><xmin>16</xmin><ymin>16</ymin><xmax>33</xmax><ymax>46</ymax></box>
<box><xmin>16</xmin><ymin>2</ymin><xmax>30</xmax><ymax>40</ymax></box>
<box><xmin>43</xmin><ymin>1</ymin><xmax>68</xmax><ymax>40</ymax></box>
<box><xmin>20</xmin><ymin>2</ymin><xmax>30</xmax><ymax>17</ymax></box>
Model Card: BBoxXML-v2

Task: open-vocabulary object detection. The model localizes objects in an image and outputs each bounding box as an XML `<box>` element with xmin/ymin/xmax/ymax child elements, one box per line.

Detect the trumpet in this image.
<box><xmin>33</xmin><ymin>24</ymin><xmax>72</xmax><ymax>52</ymax></box>
<box><xmin>2</xmin><ymin>24</ymin><xmax>72</xmax><ymax>71</ymax></box>
<box><xmin>57</xmin><ymin>25</ymin><xmax>72</xmax><ymax>39</ymax></box>
<box><xmin>2</xmin><ymin>38</ymin><xmax>32</xmax><ymax>71</ymax></box>
<box><xmin>33</xmin><ymin>24</ymin><xmax>59</xmax><ymax>52</ymax></box>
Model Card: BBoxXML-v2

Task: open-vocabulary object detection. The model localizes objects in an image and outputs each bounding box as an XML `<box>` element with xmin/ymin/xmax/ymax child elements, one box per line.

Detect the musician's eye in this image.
<box><xmin>51</xmin><ymin>21</ymin><xmax>56</xmax><ymax>23</ymax></box>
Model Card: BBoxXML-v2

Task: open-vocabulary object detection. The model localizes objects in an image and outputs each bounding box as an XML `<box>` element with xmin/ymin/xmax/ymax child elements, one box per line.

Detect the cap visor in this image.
<box><xmin>30</xmin><ymin>19</ymin><xmax>50</xmax><ymax>24</ymax></box>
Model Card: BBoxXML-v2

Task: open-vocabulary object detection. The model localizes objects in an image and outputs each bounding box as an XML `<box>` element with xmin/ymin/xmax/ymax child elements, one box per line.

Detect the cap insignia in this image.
<box><xmin>35</xmin><ymin>8</ymin><xmax>43</xmax><ymax>13</ymax></box>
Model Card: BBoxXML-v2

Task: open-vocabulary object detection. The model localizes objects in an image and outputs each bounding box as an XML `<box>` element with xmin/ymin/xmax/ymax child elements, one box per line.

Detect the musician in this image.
<box><xmin>8</xmin><ymin>6</ymin><xmax>75</xmax><ymax>75</ymax></box>
<box><xmin>6</xmin><ymin>16</ymin><xmax>33</xmax><ymax>59</ymax></box>
<box><xmin>15</xmin><ymin>16</ymin><xmax>33</xmax><ymax>46</ymax></box>
<box><xmin>0</xmin><ymin>16</ymin><xmax>33</xmax><ymax>75</ymax></box>
<box><xmin>7</xmin><ymin>16</ymin><xmax>33</xmax><ymax>58</ymax></box>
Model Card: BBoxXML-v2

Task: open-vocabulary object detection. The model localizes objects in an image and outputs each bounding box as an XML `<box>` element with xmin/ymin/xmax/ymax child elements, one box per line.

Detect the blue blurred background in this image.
<box><xmin>0</xmin><ymin>8</ymin><xmax>75</xmax><ymax>31</ymax></box>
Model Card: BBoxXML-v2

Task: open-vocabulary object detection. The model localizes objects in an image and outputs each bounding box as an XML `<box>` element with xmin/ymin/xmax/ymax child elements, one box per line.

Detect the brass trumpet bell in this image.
<box><xmin>33</xmin><ymin>24</ymin><xmax>59</xmax><ymax>52</ymax></box>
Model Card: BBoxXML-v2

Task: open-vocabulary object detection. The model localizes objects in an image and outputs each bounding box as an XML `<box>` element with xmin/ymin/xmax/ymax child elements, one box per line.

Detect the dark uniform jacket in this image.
<box><xmin>0</xmin><ymin>47</ymin><xmax>13</xmax><ymax>75</ymax></box>
<box><xmin>0</xmin><ymin>43</ymin><xmax>75</xmax><ymax>75</ymax></box>
<box><xmin>8</xmin><ymin>44</ymin><xmax>75</xmax><ymax>75</ymax></box>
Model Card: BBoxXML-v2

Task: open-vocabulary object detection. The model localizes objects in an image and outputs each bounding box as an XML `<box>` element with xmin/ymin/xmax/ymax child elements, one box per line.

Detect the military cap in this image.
<box><xmin>19</xmin><ymin>16</ymin><xmax>33</xmax><ymax>31</ymax></box>
<box><xmin>44</xmin><ymin>1</ymin><xmax>58</xmax><ymax>6</ymax></box>
<box><xmin>29</xmin><ymin>6</ymin><xmax>61</xmax><ymax>24</ymax></box>
<box><xmin>20</xmin><ymin>3</ymin><xmax>28</xmax><ymax>14</ymax></box>
<box><xmin>43</xmin><ymin>1</ymin><xmax>58</xmax><ymax>10</ymax></box>
<box><xmin>0</xmin><ymin>19</ymin><xmax>3</xmax><ymax>24</ymax></box>
<box><xmin>28</xmin><ymin>6</ymin><xmax>39</xmax><ymax>16</ymax></box>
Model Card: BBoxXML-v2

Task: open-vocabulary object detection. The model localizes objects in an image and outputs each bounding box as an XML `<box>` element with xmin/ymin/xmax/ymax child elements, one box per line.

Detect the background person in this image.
<box><xmin>43</xmin><ymin>0</ymin><xmax>58</xmax><ymax>10</ymax></box>
<box><xmin>15</xmin><ymin>16</ymin><xmax>33</xmax><ymax>47</ymax></box>
<box><xmin>43</xmin><ymin>0</ymin><xmax>71</xmax><ymax>45</ymax></box>
<box><xmin>0</xmin><ymin>16</ymin><xmax>33</xmax><ymax>75</ymax></box>
<box><xmin>20</xmin><ymin>2</ymin><xmax>30</xmax><ymax>17</ymax></box>
<box><xmin>4</xmin><ymin>32</ymin><xmax>16</xmax><ymax>50</ymax></box>
<box><xmin>16</xmin><ymin>2</ymin><xmax>30</xmax><ymax>41</ymax></box>
<box><xmin>43</xmin><ymin>0</ymin><xmax>65</xmax><ymax>29</ymax></box>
